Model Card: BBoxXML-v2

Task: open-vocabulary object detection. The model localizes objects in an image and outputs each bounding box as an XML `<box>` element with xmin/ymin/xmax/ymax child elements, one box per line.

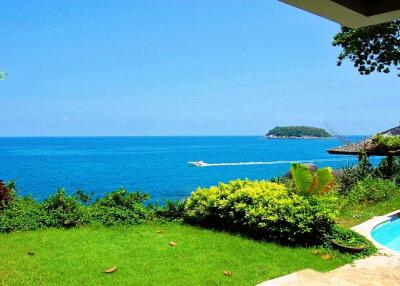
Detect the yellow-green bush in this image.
<box><xmin>185</xmin><ymin>179</ymin><xmax>338</xmax><ymax>244</ymax></box>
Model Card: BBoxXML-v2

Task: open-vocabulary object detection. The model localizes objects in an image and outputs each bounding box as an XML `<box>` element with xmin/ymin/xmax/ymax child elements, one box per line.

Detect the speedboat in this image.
<box><xmin>188</xmin><ymin>160</ymin><xmax>207</xmax><ymax>167</ymax></box>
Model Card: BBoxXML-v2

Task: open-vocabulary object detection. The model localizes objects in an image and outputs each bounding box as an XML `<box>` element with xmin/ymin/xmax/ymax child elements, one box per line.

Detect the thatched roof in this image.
<box><xmin>327</xmin><ymin>126</ymin><xmax>400</xmax><ymax>156</ymax></box>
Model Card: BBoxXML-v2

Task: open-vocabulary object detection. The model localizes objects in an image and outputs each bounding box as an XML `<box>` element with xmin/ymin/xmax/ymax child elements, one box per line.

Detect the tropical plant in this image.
<box><xmin>290</xmin><ymin>163</ymin><xmax>334</xmax><ymax>196</ymax></box>
<box><xmin>335</xmin><ymin>164</ymin><xmax>371</xmax><ymax>196</ymax></box>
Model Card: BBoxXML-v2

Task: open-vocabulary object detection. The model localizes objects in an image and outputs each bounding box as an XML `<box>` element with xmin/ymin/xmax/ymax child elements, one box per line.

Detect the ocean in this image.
<box><xmin>0</xmin><ymin>136</ymin><xmax>373</xmax><ymax>202</ymax></box>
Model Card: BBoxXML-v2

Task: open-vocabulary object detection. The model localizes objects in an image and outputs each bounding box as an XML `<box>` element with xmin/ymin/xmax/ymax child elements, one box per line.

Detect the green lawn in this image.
<box><xmin>337</xmin><ymin>194</ymin><xmax>400</xmax><ymax>228</ymax></box>
<box><xmin>0</xmin><ymin>222</ymin><xmax>355</xmax><ymax>286</ymax></box>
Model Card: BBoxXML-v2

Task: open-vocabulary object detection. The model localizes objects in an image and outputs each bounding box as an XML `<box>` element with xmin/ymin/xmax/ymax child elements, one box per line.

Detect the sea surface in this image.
<box><xmin>0</xmin><ymin>136</ymin><xmax>376</xmax><ymax>202</ymax></box>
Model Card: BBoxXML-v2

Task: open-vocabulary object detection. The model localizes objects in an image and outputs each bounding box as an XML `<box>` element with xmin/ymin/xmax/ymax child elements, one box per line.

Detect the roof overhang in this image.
<box><xmin>279</xmin><ymin>0</ymin><xmax>400</xmax><ymax>28</ymax></box>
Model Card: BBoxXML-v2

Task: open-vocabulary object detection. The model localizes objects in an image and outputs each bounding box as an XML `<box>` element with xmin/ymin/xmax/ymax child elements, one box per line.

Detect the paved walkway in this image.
<box><xmin>257</xmin><ymin>255</ymin><xmax>400</xmax><ymax>286</ymax></box>
<box><xmin>258</xmin><ymin>211</ymin><xmax>400</xmax><ymax>286</ymax></box>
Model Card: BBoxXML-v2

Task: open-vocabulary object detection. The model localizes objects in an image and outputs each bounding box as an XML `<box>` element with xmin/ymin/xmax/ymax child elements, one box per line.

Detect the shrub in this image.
<box><xmin>326</xmin><ymin>225</ymin><xmax>376</xmax><ymax>256</ymax></box>
<box><xmin>336</xmin><ymin>158</ymin><xmax>375</xmax><ymax>196</ymax></box>
<box><xmin>155</xmin><ymin>200</ymin><xmax>186</xmax><ymax>221</ymax></box>
<box><xmin>42</xmin><ymin>189</ymin><xmax>89</xmax><ymax>228</ymax></box>
<box><xmin>89</xmin><ymin>188</ymin><xmax>152</xmax><ymax>226</ymax></box>
<box><xmin>184</xmin><ymin>179</ymin><xmax>338</xmax><ymax>245</ymax></box>
<box><xmin>0</xmin><ymin>197</ymin><xmax>46</xmax><ymax>232</ymax></box>
<box><xmin>377</xmin><ymin>157</ymin><xmax>400</xmax><ymax>183</ymax></box>
<box><xmin>0</xmin><ymin>185</ymin><xmax>155</xmax><ymax>232</ymax></box>
<box><xmin>0</xmin><ymin>180</ymin><xmax>15</xmax><ymax>209</ymax></box>
<box><xmin>347</xmin><ymin>178</ymin><xmax>399</xmax><ymax>204</ymax></box>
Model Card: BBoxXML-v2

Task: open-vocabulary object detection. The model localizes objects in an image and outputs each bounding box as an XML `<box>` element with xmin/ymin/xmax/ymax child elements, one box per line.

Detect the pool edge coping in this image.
<box><xmin>352</xmin><ymin>209</ymin><xmax>400</xmax><ymax>257</ymax></box>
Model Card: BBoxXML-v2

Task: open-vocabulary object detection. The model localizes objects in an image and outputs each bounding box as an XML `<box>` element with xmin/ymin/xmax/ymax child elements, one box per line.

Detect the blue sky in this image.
<box><xmin>1</xmin><ymin>0</ymin><xmax>399</xmax><ymax>136</ymax></box>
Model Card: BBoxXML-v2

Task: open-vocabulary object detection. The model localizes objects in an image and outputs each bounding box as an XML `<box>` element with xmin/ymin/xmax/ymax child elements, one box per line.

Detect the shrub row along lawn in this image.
<box><xmin>2</xmin><ymin>160</ymin><xmax>398</xmax><ymax>286</ymax></box>
<box><xmin>0</xmin><ymin>223</ymin><xmax>356</xmax><ymax>286</ymax></box>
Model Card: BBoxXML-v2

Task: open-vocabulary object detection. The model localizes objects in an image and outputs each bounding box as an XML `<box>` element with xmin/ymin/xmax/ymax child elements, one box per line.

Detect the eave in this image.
<box><xmin>279</xmin><ymin>0</ymin><xmax>400</xmax><ymax>28</ymax></box>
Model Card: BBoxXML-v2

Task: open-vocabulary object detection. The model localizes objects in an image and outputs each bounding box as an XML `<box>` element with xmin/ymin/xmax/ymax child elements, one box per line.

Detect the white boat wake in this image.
<box><xmin>188</xmin><ymin>158</ymin><xmax>354</xmax><ymax>167</ymax></box>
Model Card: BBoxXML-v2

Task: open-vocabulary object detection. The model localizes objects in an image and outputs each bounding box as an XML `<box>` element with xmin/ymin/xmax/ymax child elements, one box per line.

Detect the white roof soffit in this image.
<box><xmin>280</xmin><ymin>0</ymin><xmax>400</xmax><ymax>28</ymax></box>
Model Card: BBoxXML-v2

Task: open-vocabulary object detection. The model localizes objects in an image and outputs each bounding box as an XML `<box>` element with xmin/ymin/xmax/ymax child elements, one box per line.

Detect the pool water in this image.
<box><xmin>371</xmin><ymin>217</ymin><xmax>400</xmax><ymax>253</ymax></box>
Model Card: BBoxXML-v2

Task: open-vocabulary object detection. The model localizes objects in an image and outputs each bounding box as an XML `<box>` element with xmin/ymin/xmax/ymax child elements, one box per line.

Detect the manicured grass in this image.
<box><xmin>338</xmin><ymin>194</ymin><xmax>400</xmax><ymax>228</ymax></box>
<box><xmin>0</xmin><ymin>222</ymin><xmax>355</xmax><ymax>286</ymax></box>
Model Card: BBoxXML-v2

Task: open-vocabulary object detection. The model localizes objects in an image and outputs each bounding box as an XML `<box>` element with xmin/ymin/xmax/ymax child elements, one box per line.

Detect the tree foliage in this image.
<box><xmin>0</xmin><ymin>70</ymin><xmax>7</xmax><ymax>80</ymax></box>
<box><xmin>333</xmin><ymin>21</ymin><xmax>400</xmax><ymax>76</ymax></box>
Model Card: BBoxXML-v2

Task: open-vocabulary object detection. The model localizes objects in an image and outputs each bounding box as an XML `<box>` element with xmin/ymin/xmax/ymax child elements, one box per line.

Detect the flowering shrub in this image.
<box><xmin>184</xmin><ymin>179</ymin><xmax>338</xmax><ymax>244</ymax></box>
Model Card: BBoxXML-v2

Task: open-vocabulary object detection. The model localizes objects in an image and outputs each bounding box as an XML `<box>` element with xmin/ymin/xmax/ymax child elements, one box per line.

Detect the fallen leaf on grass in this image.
<box><xmin>320</xmin><ymin>254</ymin><xmax>332</xmax><ymax>260</ymax></box>
<box><xmin>156</xmin><ymin>230</ymin><xmax>163</xmax><ymax>234</ymax></box>
<box><xmin>103</xmin><ymin>266</ymin><xmax>117</xmax><ymax>273</ymax></box>
<box><xmin>223</xmin><ymin>271</ymin><xmax>233</xmax><ymax>277</ymax></box>
<box><xmin>311</xmin><ymin>249</ymin><xmax>320</xmax><ymax>255</ymax></box>
<box><xmin>169</xmin><ymin>241</ymin><xmax>177</xmax><ymax>247</ymax></box>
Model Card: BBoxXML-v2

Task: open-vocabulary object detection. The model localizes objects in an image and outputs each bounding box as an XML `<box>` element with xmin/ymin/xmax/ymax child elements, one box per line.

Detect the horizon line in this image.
<box><xmin>0</xmin><ymin>134</ymin><xmax>369</xmax><ymax>138</ymax></box>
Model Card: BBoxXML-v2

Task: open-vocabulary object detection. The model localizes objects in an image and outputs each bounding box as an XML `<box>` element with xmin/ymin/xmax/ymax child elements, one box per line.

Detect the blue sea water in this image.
<box><xmin>0</xmin><ymin>136</ymin><xmax>372</xmax><ymax>202</ymax></box>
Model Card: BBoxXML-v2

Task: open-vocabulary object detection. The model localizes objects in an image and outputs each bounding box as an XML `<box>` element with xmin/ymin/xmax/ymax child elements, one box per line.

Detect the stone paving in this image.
<box><xmin>258</xmin><ymin>210</ymin><xmax>400</xmax><ymax>286</ymax></box>
<box><xmin>257</xmin><ymin>255</ymin><xmax>400</xmax><ymax>286</ymax></box>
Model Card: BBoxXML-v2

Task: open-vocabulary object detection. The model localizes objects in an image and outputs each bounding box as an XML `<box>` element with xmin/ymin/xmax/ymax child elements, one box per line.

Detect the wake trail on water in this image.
<box><xmin>196</xmin><ymin>158</ymin><xmax>355</xmax><ymax>167</ymax></box>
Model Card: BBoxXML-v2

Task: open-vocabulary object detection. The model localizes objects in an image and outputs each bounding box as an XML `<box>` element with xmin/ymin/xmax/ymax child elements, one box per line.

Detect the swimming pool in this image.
<box><xmin>371</xmin><ymin>217</ymin><xmax>400</xmax><ymax>253</ymax></box>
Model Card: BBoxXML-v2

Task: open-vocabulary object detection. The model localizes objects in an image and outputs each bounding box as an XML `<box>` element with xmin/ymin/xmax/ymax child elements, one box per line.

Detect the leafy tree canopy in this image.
<box><xmin>333</xmin><ymin>20</ymin><xmax>400</xmax><ymax>77</ymax></box>
<box><xmin>0</xmin><ymin>70</ymin><xmax>7</xmax><ymax>80</ymax></box>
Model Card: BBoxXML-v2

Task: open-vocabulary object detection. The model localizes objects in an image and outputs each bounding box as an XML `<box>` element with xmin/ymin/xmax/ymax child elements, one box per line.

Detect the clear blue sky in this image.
<box><xmin>1</xmin><ymin>0</ymin><xmax>399</xmax><ymax>136</ymax></box>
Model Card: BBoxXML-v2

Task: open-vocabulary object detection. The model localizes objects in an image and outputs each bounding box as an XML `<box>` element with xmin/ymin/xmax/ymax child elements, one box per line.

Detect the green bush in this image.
<box><xmin>377</xmin><ymin>157</ymin><xmax>400</xmax><ymax>183</ymax></box>
<box><xmin>42</xmin><ymin>189</ymin><xmax>89</xmax><ymax>228</ymax></box>
<box><xmin>89</xmin><ymin>189</ymin><xmax>152</xmax><ymax>226</ymax></box>
<box><xmin>155</xmin><ymin>200</ymin><xmax>186</xmax><ymax>221</ymax></box>
<box><xmin>336</xmin><ymin>157</ymin><xmax>375</xmax><ymax>196</ymax></box>
<box><xmin>326</xmin><ymin>225</ymin><xmax>376</xmax><ymax>256</ymax></box>
<box><xmin>0</xmin><ymin>197</ymin><xmax>46</xmax><ymax>232</ymax></box>
<box><xmin>0</xmin><ymin>186</ymin><xmax>154</xmax><ymax>232</ymax></box>
<box><xmin>184</xmin><ymin>179</ymin><xmax>338</xmax><ymax>244</ymax></box>
<box><xmin>347</xmin><ymin>178</ymin><xmax>399</xmax><ymax>204</ymax></box>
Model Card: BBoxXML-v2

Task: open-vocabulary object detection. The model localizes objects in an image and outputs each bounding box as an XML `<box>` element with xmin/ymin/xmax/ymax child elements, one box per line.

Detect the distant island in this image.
<box><xmin>266</xmin><ymin>126</ymin><xmax>331</xmax><ymax>139</ymax></box>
